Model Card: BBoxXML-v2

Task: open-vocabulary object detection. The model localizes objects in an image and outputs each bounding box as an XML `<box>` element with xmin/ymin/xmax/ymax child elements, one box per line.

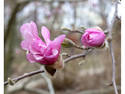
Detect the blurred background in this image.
<box><xmin>4</xmin><ymin>0</ymin><xmax>121</xmax><ymax>94</ymax></box>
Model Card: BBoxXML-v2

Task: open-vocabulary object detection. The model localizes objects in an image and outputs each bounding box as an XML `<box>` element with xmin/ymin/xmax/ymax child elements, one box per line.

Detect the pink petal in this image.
<box><xmin>51</xmin><ymin>34</ymin><xmax>66</xmax><ymax>49</ymax></box>
<box><xmin>33</xmin><ymin>54</ymin><xmax>44</xmax><ymax>61</ymax></box>
<box><xmin>44</xmin><ymin>49</ymin><xmax>59</xmax><ymax>64</ymax></box>
<box><xmin>20</xmin><ymin>21</ymin><xmax>46</xmax><ymax>51</ymax></box>
<box><xmin>45</xmin><ymin>49</ymin><xmax>59</xmax><ymax>59</ymax></box>
<box><xmin>26</xmin><ymin>53</ymin><xmax>36</xmax><ymax>63</ymax></box>
<box><xmin>21</xmin><ymin>40</ymin><xmax>30</xmax><ymax>50</ymax></box>
<box><xmin>41</xmin><ymin>26</ymin><xmax>51</xmax><ymax>44</ymax></box>
<box><xmin>20</xmin><ymin>21</ymin><xmax>39</xmax><ymax>40</ymax></box>
<box><xmin>29</xmin><ymin>39</ymin><xmax>46</xmax><ymax>54</ymax></box>
<box><xmin>20</xmin><ymin>23</ymin><xmax>34</xmax><ymax>40</ymax></box>
<box><xmin>30</xmin><ymin>21</ymin><xmax>38</xmax><ymax>36</ymax></box>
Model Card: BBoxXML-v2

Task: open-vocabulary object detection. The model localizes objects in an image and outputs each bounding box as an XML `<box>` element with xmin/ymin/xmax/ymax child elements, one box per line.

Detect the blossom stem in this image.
<box><xmin>64</xmin><ymin>49</ymin><xmax>93</xmax><ymax>63</ymax></box>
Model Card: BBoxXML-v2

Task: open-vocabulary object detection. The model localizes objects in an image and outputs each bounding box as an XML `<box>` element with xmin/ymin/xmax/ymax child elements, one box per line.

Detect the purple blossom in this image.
<box><xmin>20</xmin><ymin>21</ymin><xmax>65</xmax><ymax>65</ymax></box>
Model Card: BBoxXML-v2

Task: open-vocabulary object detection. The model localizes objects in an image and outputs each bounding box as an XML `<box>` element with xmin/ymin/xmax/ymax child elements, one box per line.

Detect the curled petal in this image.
<box><xmin>33</xmin><ymin>54</ymin><xmax>44</xmax><ymax>61</ymax></box>
<box><xmin>26</xmin><ymin>53</ymin><xmax>36</xmax><ymax>63</ymax></box>
<box><xmin>20</xmin><ymin>21</ymin><xmax>45</xmax><ymax>51</ymax></box>
<box><xmin>51</xmin><ymin>34</ymin><xmax>66</xmax><ymax>49</ymax></box>
<box><xmin>20</xmin><ymin>21</ymin><xmax>39</xmax><ymax>39</ymax></box>
<box><xmin>45</xmin><ymin>49</ymin><xmax>59</xmax><ymax>59</ymax></box>
<box><xmin>44</xmin><ymin>49</ymin><xmax>59</xmax><ymax>64</ymax></box>
<box><xmin>30</xmin><ymin>21</ymin><xmax>39</xmax><ymax>36</ymax></box>
<box><xmin>20</xmin><ymin>21</ymin><xmax>41</xmax><ymax>42</ymax></box>
<box><xmin>41</xmin><ymin>26</ymin><xmax>51</xmax><ymax>44</ymax></box>
<box><xmin>81</xmin><ymin>34</ymin><xmax>89</xmax><ymax>47</ymax></box>
<box><xmin>20</xmin><ymin>23</ymin><xmax>34</xmax><ymax>40</ymax></box>
<box><xmin>29</xmin><ymin>39</ymin><xmax>46</xmax><ymax>54</ymax></box>
<box><xmin>21</xmin><ymin>40</ymin><xmax>31</xmax><ymax>50</ymax></box>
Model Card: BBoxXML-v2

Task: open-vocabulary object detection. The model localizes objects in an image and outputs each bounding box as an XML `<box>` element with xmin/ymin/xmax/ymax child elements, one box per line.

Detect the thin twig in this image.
<box><xmin>4</xmin><ymin>70</ymin><xmax>44</xmax><ymax>86</ymax></box>
<box><xmin>64</xmin><ymin>49</ymin><xmax>93</xmax><ymax>63</ymax></box>
<box><xmin>63</xmin><ymin>38</ymin><xmax>85</xmax><ymax>50</ymax></box>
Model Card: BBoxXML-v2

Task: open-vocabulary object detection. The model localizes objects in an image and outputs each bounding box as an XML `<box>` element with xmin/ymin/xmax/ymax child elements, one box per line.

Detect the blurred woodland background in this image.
<box><xmin>4</xmin><ymin>0</ymin><xmax>121</xmax><ymax>94</ymax></box>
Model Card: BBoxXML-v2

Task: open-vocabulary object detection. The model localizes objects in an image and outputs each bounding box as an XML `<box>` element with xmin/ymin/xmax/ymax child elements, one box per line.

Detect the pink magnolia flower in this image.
<box><xmin>81</xmin><ymin>28</ymin><xmax>106</xmax><ymax>47</ymax></box>
<box><xmin>20</xmin><ymin>21</ymin><xmax>66</xmax><ymax>65</ymax></box>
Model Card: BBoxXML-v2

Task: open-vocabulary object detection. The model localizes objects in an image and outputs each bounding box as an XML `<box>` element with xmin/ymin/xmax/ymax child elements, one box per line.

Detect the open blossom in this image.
<box><xmin>81</xmin><ymin>28</ymin><xmax>106</xmax><ymax>47</ymax></box>
<box><xmin>20</xmin><ymin>21</ymin><xmax>66</xmax><ymax>65</ymax></box>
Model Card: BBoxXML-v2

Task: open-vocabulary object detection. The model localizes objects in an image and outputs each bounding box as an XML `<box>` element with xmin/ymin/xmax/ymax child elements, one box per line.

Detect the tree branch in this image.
<box><xmin>107</xmin><ymin>1</ymin><xmax>119</xmax><ymax>94</ymax></box>
<box><xmin>4</xmin><ymin>49</ymin><xmax>93</xmax><ymax>86</ymax></box>
<box><xmin>4</xmin><ymin>70</ymin><xmax>44</xmax><ymax>86</ymax></box>
<box><xmin>109</xmin><ymin>42</ymin><xmax>118</xmax><ymax>94</ymax></box>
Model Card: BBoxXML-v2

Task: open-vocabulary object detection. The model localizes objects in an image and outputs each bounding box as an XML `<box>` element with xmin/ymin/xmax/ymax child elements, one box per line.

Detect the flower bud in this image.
<box><xmin>81</xmin><ymin>28</ymin><xmax>106</xmax><ymax>47</ymax></box>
